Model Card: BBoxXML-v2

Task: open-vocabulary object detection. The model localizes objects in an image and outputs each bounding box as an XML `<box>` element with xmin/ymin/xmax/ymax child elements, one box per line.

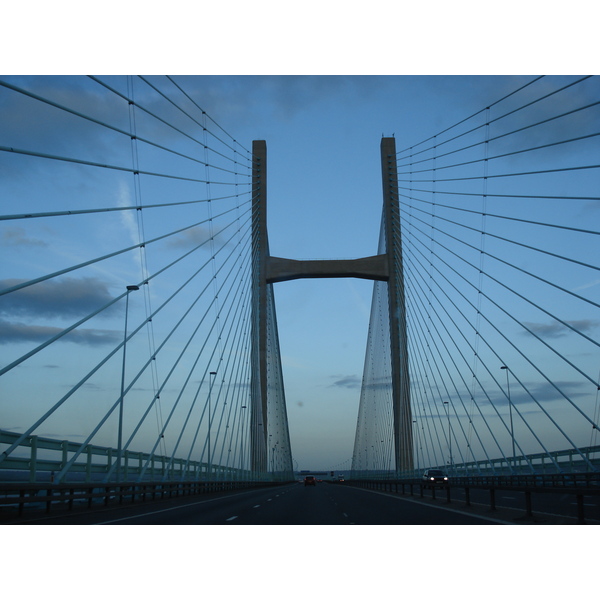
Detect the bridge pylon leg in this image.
<box><xmin>251</xmin><ymin>140</ymin><xmax>269</xmax><ymax>477</ymax></box>
<box><xmin>381</xmin><ymin>137</ymin><xmax>414</xmax><ymax>474</ymax></box>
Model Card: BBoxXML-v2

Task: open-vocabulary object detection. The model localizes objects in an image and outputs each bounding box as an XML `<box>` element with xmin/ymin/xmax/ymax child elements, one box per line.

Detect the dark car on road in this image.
<box><xmin>422</xmin><ymin>469</ymin><xmax>448</xmax><ymax>487</ymax></box>
<box><xmin>304</xmin><ymin>476</ymin><xmax>316</xmax><ymax>486</ymax></box>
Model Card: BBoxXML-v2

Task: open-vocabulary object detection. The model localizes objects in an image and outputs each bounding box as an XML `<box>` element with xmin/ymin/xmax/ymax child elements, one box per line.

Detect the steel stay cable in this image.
<box><xmin>404</xmin><ymin>225</ymin><xmax>600</xmax><ymax>461</ymax></box>
<box><xmin>0</xmin><ymin>144</ymin><xmax>240</xmax><ymax>185</ymax></box>
<box><xmin>404</xmin><ymin>301</ymin><xmax>455</xmax><ymax>468</ymax></box>
<box><xmin>0</xmin><ymin>292</ymin><xmax>128</xmax><ymax>465</ymax></box>
<box><xmin>126</xmin><ymin>78</ymin><xmax>167</xmax><ymax>457</ymax></box>
<box><xmin>397</xmin><ymin>127</ymin><xmax>600</xmax><ymax>171</ymax></box>
<box><xmin>0</xmin><ymin>202</ymin><xmax>249</xmax><ymax>298</ymax></box>
<box><xmin>396</xmin><ymin>76</ymin><xmax>592</xmax><ymax>162</ymax></box>
<box><xmin>106</xmin><ymin>230</ymin><xmax>252</xmax><ymax>481</ymax></box>
<box><xmin>400</xmin><ymin>318</ymin><xmax>431</xmax><ymax>470</ymax></box>
<box><xmin>404</xmin><ymin>276</ymin><xmax>483</xmax><ymax>470</ymax></box>
<box><xmin>167</xmin><ymin>75</ymin><xmax>251</xmax><ymax>154</ymax></box>
<box><xmin>0</xmin><ymin>191</ymin><xmax>251</xmax><ymax>222</ymax></box>
<box><xmin>94</xmin><ymin>75</ymin><xmax>252</xmax><ymax>169</ymax></box>
<box><xmin>404</xmin><ymin>244</ymin><xmax>537</xmax><ymax>471</ymax></box>
<box><xmin>1</xmin><ymin>213</ymin><xmax>251</xmax><ymax>465</ymax></box>
<box><xmin>398</xmin><ymin>131</ymin><xmax>600</xmax><ymax>176</ymax></box>
<box><xmin>202</xmin><ymin>271</ymin><xmax>253</xmax><ymax>475</ymax></box>
<box><xmin>225</xmin><ymin>326</ymin><xmax>252</xmax><ymax>475</ymax></box>
<box><xmin>400</xmin><ymin>192</ymin><xmax>600</xmax><ymax>237</ymax></box>
<box><xmin>46</xmin><ymin>221</ymin><xmax>252</xmax><ymax>481</ymax></box>
<box><xmin>160</xmin><ymin>246</ymin><xmax>252</xmax><ymax>477</ymax></box>
<box><xmin>405</xmin><ymin>207</ymin><xmax>600</xmax><ymax>354</ymax></box>
<box><xmin>139</xmin><ymin>75</ymin><xmax>244</xmax><ymax>161</ymax></box>
<box><xmin>399</xmin><ymin>185</ymin><xmax>600</xmax><ymax>202</ymax></box>
<box><xmin>403</xmin><ymin>203</ymin><xmax>600</xmax><ymax>308</ymax></box>
<box><xmin>214</xmin><ymin>298</ymin><xmax>253</xmax><ymax>474</ymax></box>
<box><xmin>403</xmin><ymin>239</ymin><xmax>558</xmax><ymax>471</ymax></box>
<box><xmin>399</xmin><ymin>162</ymin><xmax>599</xmax><ymax>184</ymax></box>
<box><xmin>404</xmin><ymin>253</ymin><xmax>513</xmax><ymax>469</ymax></box>
<box><xmin>136</xmin><ymin>286</ymin><xmax>230</xmax><ymax>481</ymax></box>
<box><xmin>0</xmin><ymin>77</ymin><xmax>250</xmax><ymax>178</ymax></box>
<box><xmin>407</xmin><ymin>334</ymin><xmax>444</xmax><ymax>470</ymax></box>
<box><xmin>396</xmin><ymin>75</ymin><xmax>545</xmax><ymax>157</ymax></box>
<box><xmin>0</xmin><ymin>208</ymin><xmax>251</xmax><ymax>430</ymax></box>
<box><xmin>405</xmin><ymin>214</ymin><xmax>600</xmax><ymax>385</ymax></box>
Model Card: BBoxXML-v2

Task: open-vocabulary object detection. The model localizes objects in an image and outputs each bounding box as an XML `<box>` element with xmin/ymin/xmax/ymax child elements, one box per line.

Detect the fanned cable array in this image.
<box><xmin>0</xmin><ymin>75</ymin><xmax>273</xmax><ymax>482</ymax></box>
<box><xmin>354</xmin><ymin>75</ymin><xmax>600</xmax><ymax>477</ymax></box>
<box><xmin>352</xmin><ymin>218</ymin><xmax>396</xmax><ymax>475</ymax></box>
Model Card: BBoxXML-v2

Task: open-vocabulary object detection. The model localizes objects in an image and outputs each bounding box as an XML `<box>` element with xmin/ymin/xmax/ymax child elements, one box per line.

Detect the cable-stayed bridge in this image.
<box><xmin>1</xmin><ymin>75</ymin><xmax>599</xmax><ymax>511</ymax></box>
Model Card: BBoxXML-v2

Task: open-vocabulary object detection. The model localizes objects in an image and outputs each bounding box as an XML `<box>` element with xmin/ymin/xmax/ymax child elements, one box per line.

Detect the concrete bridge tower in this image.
<box><xmin>251</xmin><ymin>138</ymin><xmax>413</xmax><ymax>475</ymax></box>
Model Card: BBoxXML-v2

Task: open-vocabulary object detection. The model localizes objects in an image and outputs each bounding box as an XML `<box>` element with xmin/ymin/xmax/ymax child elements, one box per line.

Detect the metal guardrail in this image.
<box><xmin>350</xmin><ymin>445</ymin><xmax>600</xmax><ymax>480</ymax></box>
<box><xmin>0</xmin><ymin>479</ymin><xmax>290</xmax><ymax>519</ymax></box>
<box><xmin>341</xmin><ymin>472</ymin><xmax>600</xmax><ymax>524</ymax></box>
<box><xmin>0</xmin><ymin>429</ymin><xmax>249</xmax><ymax>483</ymax></box>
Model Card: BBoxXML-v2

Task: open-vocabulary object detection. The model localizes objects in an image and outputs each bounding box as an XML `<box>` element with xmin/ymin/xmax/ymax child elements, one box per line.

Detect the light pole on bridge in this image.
<box><xmin>117</xmin><ymin>284</ymin><xmax>139</xmax><ymax>483</ymax></box>
<box><xmin>208</xmin><ymin>371</ymin><xmax>217</xmax><ymax>480</ymax></box>
<box><xmin>501</xmin><ymin>366</ymin><xmax>516</xmax><ymax>470</ymax></box>
<box><xmin>413</xmin><ymin>420</ymin><xmax>420</xmax><ymax>473</ymax></box>
<box><xmin>443</xmin><ymin>401</ymin><xmax>452</xmax><ymax>473</ymax></box>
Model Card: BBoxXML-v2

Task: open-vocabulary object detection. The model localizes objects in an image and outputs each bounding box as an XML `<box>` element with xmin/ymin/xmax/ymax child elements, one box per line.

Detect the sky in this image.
<box><xmin>1</xmin><ymin>74</ymin><xmax>599</xmax><ymax>478</ymax></box>
<box><xmin>0</xmin><ymin>74</ymin><xmax>559</xmax><ymax>469</ymax></box>
<box><xmin>2</xmin><ymin>3</ymin><xmax>599</xmax><ymax>592</ymax></box>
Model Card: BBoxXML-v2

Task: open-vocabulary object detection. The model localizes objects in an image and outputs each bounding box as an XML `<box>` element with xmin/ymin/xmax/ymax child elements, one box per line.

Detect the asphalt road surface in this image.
<box><xmin>5</xmin><ymin>482</ymin><xmax>508</xmax><ymax>525</ymax></box>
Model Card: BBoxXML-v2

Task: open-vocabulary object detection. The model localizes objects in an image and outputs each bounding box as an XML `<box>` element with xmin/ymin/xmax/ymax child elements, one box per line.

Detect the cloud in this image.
<box><xmin>0</xmin><ymin>75</ymin><xmax>129</xmax><ymax>180</ymax></box>
<box><xmin>0</xmin><ymin>319</ymin><xmax>119</xmax><ymax>345</ymax></box>
<box><xmin>330</xmin><ymin>374</ymin><xmax>362</xmax><ymax>389</ymax></box>
<box><xmin>0</xmin><ymin>276</ymin><xmax>118</xmax><ymax>319</ymax></box>
<box><xmin>522</xmin><ymin>319</ymin><xmax>600</xmax><ymax>338</ymax></box>
<box><xmin>490</xmin><ymin>76</ymin><xmax>600</xmax><ymax>158</ymax></box>
<box><xmin>167</xmin><ymin>225</ymin><xmax>231</xmax><ymax>250</ymax></box>
<box><xmin>573</xmin><ymin>278</ymin><xmax>600</xmax><ymax>292</ymax></box>
<box><xmin>1</xmin><ymin>226</ymin><xmax>48</xmax><ymax>247</ymax></box>
<box><xmin>508</xmin><ymin>380</ymin><xmax>589</xmax><ymax>407</ymax></box>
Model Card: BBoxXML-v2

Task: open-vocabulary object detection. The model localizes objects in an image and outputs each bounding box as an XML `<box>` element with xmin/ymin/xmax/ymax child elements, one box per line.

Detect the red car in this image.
<box><xmin>304</xmin><ymin>476</ymin><xmax>316</xmax><ymax>486</ymax></box>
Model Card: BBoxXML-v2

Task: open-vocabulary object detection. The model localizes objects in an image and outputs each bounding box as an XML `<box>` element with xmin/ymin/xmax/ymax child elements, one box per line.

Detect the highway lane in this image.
<box><xmin>11</xmin><ymin>482</ymin><xmax>505</xmax><ymax>525</ymax></box>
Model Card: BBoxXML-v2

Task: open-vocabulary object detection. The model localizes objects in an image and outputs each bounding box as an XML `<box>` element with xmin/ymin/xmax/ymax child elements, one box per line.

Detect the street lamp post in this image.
<box><xmin>241</xmin><ymin>405</ymin><xmax>247</xmax><ymax>480</ymax></box>
<box><xmin>413</xmin><ymin>420</ymin><xmax>420</xmax><ymax>473</ymax></box>
<box><xmin>208</xmin><ymin>371</ymin><xmax>217</xmax><ymax>480</ymax></box>
<box><xmin>117</xmin><ymin>285</ymin><xmax>139</xmax><ymax>483</ymax></box>
<box><xmin>443</xmin><ymin>401</ymin><xmax>452</xmax><ymax>473</ymax></box>
<box><xmin>501</xmin><ymin>366</ymin><xmax>516</xmax><ymax>471</ymax></box>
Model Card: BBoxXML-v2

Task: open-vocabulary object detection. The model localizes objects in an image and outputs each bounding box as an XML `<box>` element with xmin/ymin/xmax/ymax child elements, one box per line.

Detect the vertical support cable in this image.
<box><xmin>381</xmin><ymin>137</ymin><xmax>414</xmax><ymax>473</ymax></box>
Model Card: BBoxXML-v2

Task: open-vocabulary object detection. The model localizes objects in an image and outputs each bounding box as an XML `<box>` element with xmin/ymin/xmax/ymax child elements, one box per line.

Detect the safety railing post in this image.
<box><xmin>525</xmin><ymin>490</ymin><xmax>532</xmax><ymax>518</ymax></box>
<box><xmin>576</xmin><ymin>494</ymin><xmax>585</xmax><ymax>524</ymax></box>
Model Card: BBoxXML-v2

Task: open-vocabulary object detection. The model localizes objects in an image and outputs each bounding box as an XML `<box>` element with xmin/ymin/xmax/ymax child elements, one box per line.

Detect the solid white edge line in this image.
<box><xmin>354</xmin><ymin>487</ymin><xmax>515</xmax><ymax>525</ymax></box>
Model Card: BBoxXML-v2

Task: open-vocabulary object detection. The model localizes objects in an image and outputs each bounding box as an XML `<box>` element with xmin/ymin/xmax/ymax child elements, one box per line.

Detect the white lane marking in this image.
<box><xmin>267</xmin><ymin>498</ymin><xmax>272</xmax><ymax>502</ymax></box>
<box><xmin>253</xmin><ymin>505</ymin><xmax>260</xmax><ymax>508</ymax></box>
<box><xmin>226</xmin><ymin>516</ymin><xmax>238</xmax><ymax>521</ymax></box>
<box><xmin>94</xmin><ymin>487</ymin><xmax>282</xmax><ymax>525</ymax></box>
<box><xmin>343</xmin><ymin>513</ymin><xmax>348</xmax><ymax>517</ymax></box>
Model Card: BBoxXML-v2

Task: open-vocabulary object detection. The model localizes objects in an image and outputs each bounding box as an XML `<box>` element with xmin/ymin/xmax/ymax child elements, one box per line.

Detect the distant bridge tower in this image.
<box><xmin>251</xmin><ymin>138</ymin><xmax>413</xmax><ymax>475</ymax></box>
